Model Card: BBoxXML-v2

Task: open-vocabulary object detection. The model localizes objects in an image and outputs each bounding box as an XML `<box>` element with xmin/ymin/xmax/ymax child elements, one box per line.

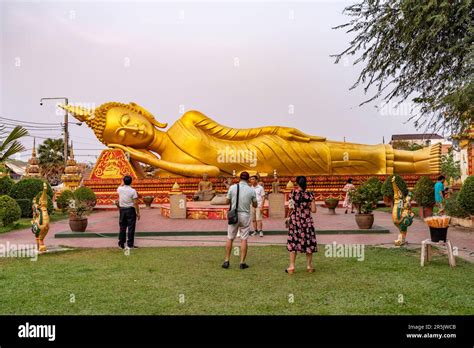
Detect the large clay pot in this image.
<box><xmin>355</xmin><ymin>213</ymin><xmax>374</xmax><ymax>229</ymax></box>
<box><xmin>143</xmin><ymin>196</ymin><xmax>154</xmax><ymax>208</ymax></box>
<box><xmin>69</xmin><ymin>215</ymin><xmax>88</xmax><ymax>232</ymax></box>
<box><xmin>324</xmin><ymin>198</ymin><xmax>339</xmax><ymax>215</ymax></box>
<box><xmin>419</xmin><ymin>206</ymin><xmax>433</xmax><ymax>219</ymax></box>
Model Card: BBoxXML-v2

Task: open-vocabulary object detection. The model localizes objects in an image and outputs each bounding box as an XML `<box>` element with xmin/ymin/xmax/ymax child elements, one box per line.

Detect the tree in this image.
<box><xmin>0</xmin><ymin>125</ymin><xmax>28</xmax><ymax>164</ymax></box>
<box><xmin>441</xmin><ymin>149</ymin><xmax>461</xmax><ymax>183</ymax></box>
<box><xmin>333</xmin><ymin>0</ymin><xmax>473</xmax><ymax>134</ymax></box>
<box><xmin>38</xmin><ymin>138</ymin><xmax>67</xmax><ymax>186</ymax></box>
<box><xmin>391</xmin><ymin>141</ymin><xmax>424</xmax><ymax>151</ymax></box>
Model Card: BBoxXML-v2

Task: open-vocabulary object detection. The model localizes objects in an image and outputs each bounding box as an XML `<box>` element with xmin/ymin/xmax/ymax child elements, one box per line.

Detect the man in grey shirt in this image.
<box><xmin>222</xmin><ymin>171</ymin><xmax>257</xmax><ymax>270</ymax></box>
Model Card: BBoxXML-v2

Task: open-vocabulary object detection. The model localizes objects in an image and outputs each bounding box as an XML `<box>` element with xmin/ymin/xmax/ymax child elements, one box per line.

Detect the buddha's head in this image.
<box><xmin>59</xmin><ymin>102</ymin><xmax>168</xmax><ymax>148</ymax></box>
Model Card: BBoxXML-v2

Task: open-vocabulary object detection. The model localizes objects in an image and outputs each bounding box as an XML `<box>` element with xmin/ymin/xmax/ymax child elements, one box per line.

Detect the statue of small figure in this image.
<box><xmin>193</xmin><ymin>173</ymin><xmax>216</xmax><ymax>201</ymax></box>
<box><xmin>271</xmin><ymin>170</ymin><xmax>280</xmax><ymax>194</ymax></box>
<box><xmin>31</xmin><ymin>183</ymin><xmax>50</xmax><ymax>252</ymax></box>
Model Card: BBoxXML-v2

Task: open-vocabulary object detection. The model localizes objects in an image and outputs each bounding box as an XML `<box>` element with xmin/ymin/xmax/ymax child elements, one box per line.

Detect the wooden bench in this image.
<box><xmin>420</xmin><ymin>239</ymin><xmax>456</xmax><ymax>268</ymax></box>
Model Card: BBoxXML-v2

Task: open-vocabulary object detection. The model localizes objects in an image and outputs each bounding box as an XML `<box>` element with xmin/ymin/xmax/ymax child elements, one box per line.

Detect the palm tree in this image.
<box><xmin>38</xmin><ymin>138</ymin><xmax>66</xmax><ymax>165</ymax></box>
<box><xmin>38</xmin><ymin>138</ymin><xmax>68</xmax><ymax>185</ymax></box>
<box><xmin>0</xmin><ymin>125</ymin><xmax>29</xmax><ymax>164</ymax></box>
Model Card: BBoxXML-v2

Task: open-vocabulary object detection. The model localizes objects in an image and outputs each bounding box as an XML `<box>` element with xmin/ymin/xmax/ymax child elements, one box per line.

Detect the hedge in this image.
<box><xmin>381</xmin><ymin>175</ymin><xmax>408</xmax><ymax>199</ymax></box>
<box><xmin>458</xmin><ymin>175</ymin><xmax>474</xmax><ymax>215</ymax></box>
<box><xmin>413</xmin><ymin>176</ymin><xmax>435</xmax><ymax>207</ymax></box>
<box><xmin>9</xmin><ymin>178</ymin><xmax>53</xmax><ymax>201</ymax></box>
<box><xmin>0</xmin><ymin>176</ymin><xmax>14</xmax><ymax>195</ymax></box>
<box><xmin>0</xmin><ymin>195</ymin><xmax>21</xmax><ymax>226</ymax></box>
<box><xmin>16</xmin><ymin>198</ymin><xmax>34</xmax><ymax>218</ymax></box>
<box><xmin>74</xmin><ymin>187</ymin><xmax>97</xmax><ymax>208</ymax></box>
<box><xmin>56</xmin><ymin>190</ymin><xmax>75</xmax><ymax>212</ymax></box>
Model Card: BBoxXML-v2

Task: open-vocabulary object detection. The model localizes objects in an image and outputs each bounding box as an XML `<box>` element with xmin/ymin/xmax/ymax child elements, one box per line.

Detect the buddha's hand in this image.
<box><xmin>108</xmin><ymin>144</ymin><xmax>155</xmax><ymax>163</ymax></box>
<box><xmin>276</xmin><ymin>127</ymin><xmax>326</xmax><ymax>142</ymax></box>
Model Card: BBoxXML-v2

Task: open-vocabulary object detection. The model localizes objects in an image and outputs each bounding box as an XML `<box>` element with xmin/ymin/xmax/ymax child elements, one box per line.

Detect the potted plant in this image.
<box><xmin>68</xmin><ymin>198</ymin><xmax>92</xmax><ymax>232</ymax></box>
<box><xmin>349</xmin><ymin>177</ymin><xmax>382</xmax><ymax>229</ymax></box>
<box><xmin>381</xmin><ymin>175</ymin><xmax>408</xmax><ymax>207</ymax></box>
<box><xmin>413</xmin><ymin>176</ymin><xmax>435</xmax><ymax>218</ymax></box>
<box><xmin>324</xmin><ymin>197</ymin><xmax>339</xmax><ymax>214</ymax></box>
<box><xmin>143</xmin><ymin>195</ymin><xmax>154</xmax><ymax>208</ymax></box>
<box><xmin>458</xmin><ymin>175</ymin><xmax>474</xmax><ymax>223</ymax></box>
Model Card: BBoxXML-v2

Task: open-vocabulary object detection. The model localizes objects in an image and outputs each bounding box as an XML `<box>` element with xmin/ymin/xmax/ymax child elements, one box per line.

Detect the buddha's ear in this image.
<box><xmin>129</xmin><ymin>102</ymin><xmax>168</xmax><ymax>128</ymax></box>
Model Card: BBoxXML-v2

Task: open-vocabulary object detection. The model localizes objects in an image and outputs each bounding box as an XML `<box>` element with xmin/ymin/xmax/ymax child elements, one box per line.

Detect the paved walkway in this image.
<box><xmin>1</xmin><ymin>206</ymin><xmax>473</xmax><ymax>261</ymax></box>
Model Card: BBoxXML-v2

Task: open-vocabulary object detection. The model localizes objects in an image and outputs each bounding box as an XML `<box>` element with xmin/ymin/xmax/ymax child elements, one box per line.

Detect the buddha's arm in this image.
<box><xmin>180</xmin><ymin>111</ymin><xmax>326</xmax><ymax>142</ymax></box>
<box><xmin>109</xmin><ymin>144</ymin><xmax>220</xmax><ymax>177</ymax></box>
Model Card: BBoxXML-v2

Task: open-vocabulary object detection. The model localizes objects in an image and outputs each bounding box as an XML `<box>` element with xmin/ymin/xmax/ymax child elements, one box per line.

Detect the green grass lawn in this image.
<box><xmin>0</xmin><ymin>246</ymin><xmax>472</xmax><ymax>315</ymax></box>
<box><xmin>0</xmin><ymin>212</ymin><xmax>70</xmax><ymax>234</ymax></box>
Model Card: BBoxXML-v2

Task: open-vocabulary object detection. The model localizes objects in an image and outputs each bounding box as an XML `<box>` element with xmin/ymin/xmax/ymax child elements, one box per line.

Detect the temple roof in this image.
<box><xmin>391</xmin><ymin>133</ymin><xmax>444</xmax><ymax>141</ymax></box>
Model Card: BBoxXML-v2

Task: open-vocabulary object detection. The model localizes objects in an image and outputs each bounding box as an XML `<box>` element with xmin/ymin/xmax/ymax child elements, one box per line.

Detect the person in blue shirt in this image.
<box><xmin>434</xmin><ymin>175</ymin><xmax>446</xmax><ymax>215</ymax></box>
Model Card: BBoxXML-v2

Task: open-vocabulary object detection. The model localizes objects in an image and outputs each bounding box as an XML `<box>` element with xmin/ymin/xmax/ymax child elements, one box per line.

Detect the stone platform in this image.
<box><xmin>160</xmin><ymin>201</ymin><xmax>270</xmax><ymax>220</ymax></box>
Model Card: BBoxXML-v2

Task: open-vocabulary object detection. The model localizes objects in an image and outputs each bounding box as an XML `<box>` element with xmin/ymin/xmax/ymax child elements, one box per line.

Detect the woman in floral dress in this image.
<box><xmin>342</xmin><ymin>178</ymin><xmax>356</xmax><ymax>214</ymax></box>
<box><xmin>286</xmin><ymin>176</ymin><xmax>317</xmax><ymax>274</ymax></box>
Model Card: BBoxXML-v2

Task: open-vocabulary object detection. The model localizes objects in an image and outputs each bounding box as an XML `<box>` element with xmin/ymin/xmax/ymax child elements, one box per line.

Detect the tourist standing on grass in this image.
<box><xmin>117</xmin><ymin>175</ymin><xmax>140</xmax><ymax>249</ymax></box>
<box><xmin>285</xmin><ymin>176</ymin><xmax>317</xmax><ymax>274</ymax></box>
<box><xmin>222</xmin><ymin>171</ymin><xmax>257</xmax><ymax>270</ymax></box>
<box><xmin>434</xmin><ymin>175</ymin><xmax>446</xmax><ymax>215</ymax></box>
<box><xmin>342</xmin><ymin>178</ymin><xmax>355</xmax><ymax>214</ymax></box>
<box><xmin>250</xmin><ymin>175</ymin><xmax>266</xmax><ymax>237</ymax></box>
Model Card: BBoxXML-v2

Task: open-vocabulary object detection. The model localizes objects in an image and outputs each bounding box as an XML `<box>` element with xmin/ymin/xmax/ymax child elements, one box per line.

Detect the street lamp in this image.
<box><xmin>40</xmin><ymin>97</ymin><xmax>69</xmax><ymax>164</ymax></box>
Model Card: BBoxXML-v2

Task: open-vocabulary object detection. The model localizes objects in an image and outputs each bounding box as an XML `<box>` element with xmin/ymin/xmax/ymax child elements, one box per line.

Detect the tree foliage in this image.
<box><xmin>441</xmin><ymin>149</ymin><xmax>461</xmax><ymax>183</ymax></box>
<box><xmin>0</xmin><ymin>125</ymin><xmax>28</xmax><ymax>164</ymax></box>
<box><xmin>38</xmin><ymin>138</ymin><xmax>67</xmax><ymax>186</ymax></box>
<box><xmin>333</xmin><ymin>0</ymin><xmax>473</xmax><ymax>134</ymax></box>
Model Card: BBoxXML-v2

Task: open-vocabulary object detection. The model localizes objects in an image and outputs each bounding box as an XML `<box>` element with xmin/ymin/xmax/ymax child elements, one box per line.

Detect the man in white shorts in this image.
<box><xmin>222</xmin><ymin>171</ymin><xmax>257</xmax><ymax>270</ymax></box>
<box><xmin>250</xmin><ymin>175</ymin><xmax>266</xmax><ymax>237</ymax></box>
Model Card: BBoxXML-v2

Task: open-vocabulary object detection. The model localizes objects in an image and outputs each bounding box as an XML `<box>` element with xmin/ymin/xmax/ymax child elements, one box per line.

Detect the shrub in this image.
<box><xmin>34</xmin><ymin>192</ymin><xmax>54</xmax><ymax>216</ymax></box>
<box><xmin>9</xmin><ymin>178</ymin><xmax>53</xmax><ymax>201</ymax></box>
<box><xmin>445</xmin><ymin>192</ymin><xmax>469</xmax><ymax>218</ymax></box>
<box><xmin>16</xmin><ymin>198</ymin><xmax>34</xmax><ymax>218</ymax></box>
<box><xmin>381</xmin><ymin>175</ymin><xmax>408</xmax><ymax>199</ymax></box>
<box><xmin>458</xmin><ymin>175</ymin><xmax>474</xmax><ymax>215</ymax></box>
<box><xmin>0</xmin><ymin>195</ymin><xmax>21</xmax><ymax>226</ymax></box>
<box><xmin>413</xmin><ymin>176</ymin><xmax>435</xmax><ymax>207</ymax></box>
<box><xmin>74</xmin><ymin>187</ymin><xmax>97</xmax><ymax>208</ymax></box>
<box><xmin>68</xmin><ymin>198</ymin><xmax>92</xmax><ymax>218</ymax></box>
<box><xmin>0</xmin><ymin>176</ymin><xmax>14</xmax><ymax>195</ymax></box>
<box><xmin>56</xmin><ymin>190</ymin><xmax>75</xmax><ymax>212</ymax></box>
<box><xmin>350</xmin><ymin>177</ymin><xmax>382</xmax><ymax>214</ymax></box>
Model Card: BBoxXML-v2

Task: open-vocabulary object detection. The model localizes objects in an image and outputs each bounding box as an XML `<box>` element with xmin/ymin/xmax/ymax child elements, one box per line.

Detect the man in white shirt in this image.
<box><xmin>222</xmin><ymin>171</ymin><xmax>257</xmax><ymax>270</ymax></box>
<box><xmin>117</xmin><ymin>175</ymin><xmax>141</xmax><ymax>249</ymax></box>
<box><xmin>250</xmin><ymin>175</ymin><xmax>266</xmax><ymax>237</ymax></box>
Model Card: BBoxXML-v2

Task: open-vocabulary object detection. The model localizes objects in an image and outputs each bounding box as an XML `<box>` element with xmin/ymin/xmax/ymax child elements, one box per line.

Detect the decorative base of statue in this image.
<box><xmin>169</xmin><ymin>194</ymin><xmax>187</xmax><ymax>219</ymax></box>
<box><xmin>268</xmin><ymin>193</ymin><xmax>286</xmax><ymax>219</ymax></box>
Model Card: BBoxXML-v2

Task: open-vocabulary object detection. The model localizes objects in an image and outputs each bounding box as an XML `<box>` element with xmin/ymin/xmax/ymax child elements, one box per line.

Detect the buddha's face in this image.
<box><xmin>102</xmin><ymin>106</ymin><xmax>156</xmax><ymax>147</ymax></box>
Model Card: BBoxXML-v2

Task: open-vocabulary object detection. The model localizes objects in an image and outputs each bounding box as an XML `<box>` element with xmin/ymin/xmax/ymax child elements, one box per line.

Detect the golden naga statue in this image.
<box><xmin>392</xmin><ymin>176</ymin><xmax>415</xmax><ymax>247</ymax></box>
<box><xmin>59</xmin><ymin>102</ymin><xmax>441</xmax><ymax>177</ymax></box>
<box><xmin>31</xmin><ymin>183</ymin><xmax>50</xmax><ymax>252</ymax></box>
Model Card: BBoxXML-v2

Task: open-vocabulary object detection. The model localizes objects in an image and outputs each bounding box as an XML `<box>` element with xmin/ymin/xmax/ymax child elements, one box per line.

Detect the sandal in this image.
<box><xmin>307</xmin><ymin>268</ymin><xmax>314</xmax><ymax>273</ymax></box>
<box><xmin>285</xmin><ymin>268</ymin><xmax>295</xmax><ymax>274</ymax></box>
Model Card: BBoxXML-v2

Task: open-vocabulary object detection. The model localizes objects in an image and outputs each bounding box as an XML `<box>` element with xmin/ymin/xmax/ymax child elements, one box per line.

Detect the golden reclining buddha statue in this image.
<box><xmin>60</xmin><ymin>102</ymin><xmax>441</xmax><ymax>178</ymax></box>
